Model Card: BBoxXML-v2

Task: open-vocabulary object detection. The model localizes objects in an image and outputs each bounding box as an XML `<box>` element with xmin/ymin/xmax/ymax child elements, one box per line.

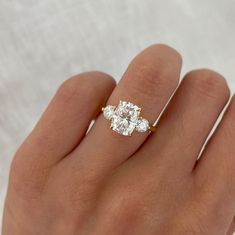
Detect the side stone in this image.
<box><xmin>135</xmin><ymin>118</ymin><xmax>149</xmax><ymax>132</ymax></box>
<box><xmin>103</xmin><ymin>105</ymin><xmax>116</xmax><ymax>120</ymax></box>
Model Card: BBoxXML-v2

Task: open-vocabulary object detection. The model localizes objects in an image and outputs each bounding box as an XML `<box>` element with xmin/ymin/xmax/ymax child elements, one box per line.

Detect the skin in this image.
<box><xmin>2</xmin><ymin>44</ymin><xmax>235</xmax><ymax>235</ymax></box>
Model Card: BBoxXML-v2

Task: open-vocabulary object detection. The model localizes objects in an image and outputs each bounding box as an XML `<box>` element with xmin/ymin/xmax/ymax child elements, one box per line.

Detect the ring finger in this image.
<box><xmin>67</xmin><ymin>44</ymin><xmax>182</xmax><ymax>177</ymax></box>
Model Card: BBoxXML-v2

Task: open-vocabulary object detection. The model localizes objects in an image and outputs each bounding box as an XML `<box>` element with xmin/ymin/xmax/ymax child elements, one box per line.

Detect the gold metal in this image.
<box><xmin>149</xmin><ymin>125</ymin><xmax>157</xmax><ymax>132</ymax></box>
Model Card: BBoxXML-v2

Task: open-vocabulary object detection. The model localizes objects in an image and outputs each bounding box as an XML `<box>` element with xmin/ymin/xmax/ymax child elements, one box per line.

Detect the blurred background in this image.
<box><xmin>0</xmin><ymin>0</ymin><xmax>235</xmax><ymax>227</ymax></box>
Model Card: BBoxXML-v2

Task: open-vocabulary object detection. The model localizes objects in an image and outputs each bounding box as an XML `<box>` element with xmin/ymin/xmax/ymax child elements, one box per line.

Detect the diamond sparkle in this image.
<box><xmin>103</xmin><ymin>101</ymin><xmax>150</xmax><ymax>136</ymax></box>
<box><xmin>136</xmin><ymin>118</ymin><xmax>149</xmax><ymax>132</ymax></box>
<box><xmin>103</xmin><ymin>105</ymin><xmax>115</xmax><ymax>120</ymax></box>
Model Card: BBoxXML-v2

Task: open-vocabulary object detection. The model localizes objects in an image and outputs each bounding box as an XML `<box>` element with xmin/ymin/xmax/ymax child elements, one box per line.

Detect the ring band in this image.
<box><xmin>102</xmin><ymin>100</ymin><xmax>156</xmax><ymax>136</ymax></box>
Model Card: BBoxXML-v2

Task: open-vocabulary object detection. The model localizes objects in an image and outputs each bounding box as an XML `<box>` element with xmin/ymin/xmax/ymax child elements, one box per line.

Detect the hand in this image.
<box><xmin>2</xmin><ymin>44</ymin><xmax>235</xmax><ymax>235</ymax></box>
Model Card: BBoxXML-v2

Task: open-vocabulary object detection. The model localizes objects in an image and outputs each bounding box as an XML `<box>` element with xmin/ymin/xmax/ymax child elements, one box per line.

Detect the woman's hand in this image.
<box><xmin>2</xmin><ymin>44</ymin><xmax>235</xmax><ymax>235</ymax></box>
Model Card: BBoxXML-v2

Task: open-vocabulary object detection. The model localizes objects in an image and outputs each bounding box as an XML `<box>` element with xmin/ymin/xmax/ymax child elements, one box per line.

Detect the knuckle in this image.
<box><xmin>56</xmin><ymin>75</ymin><xmax>94</xmax><ymax>103</ymax></box>
<box><xmin>10</xmin><ymin>149</ymin><xmax>28</xmax><ymax>180</ymax></box>
<box><xmin>9</xmin><ymin>154</ymin><xmax>20</xmax><ymax>178</ymax></box>
<box><xmin>103</xmin><ymin>189</ymin><xmax>143</xmax><ymax>225</ymax></box>
<box><xmin>151</xmin><ymin>43</ymin><xmax>183</xmax><ymax>63</ymax></box>
<box><xmin>173</xmin><ymin>209</ymin><xmax>209</xmax><ymax>235</ymax></box>
<box><xmin>122</xmin><ymin>44</ymin><xmax>182</xmax><ymax>100</ymax></box>
<box><xmin>184</xmin><ymin>69</ymin><xmax>230</xmax><ymax>100</ymax></box>
<box><xmin>9</xmin><ymin>144</ymin><xmax>50</xmax><ymax>200</ymax></box>
<box><xmin>179</xmin><ymin>223</ymin><xmax>208</xmax><ymax>235</ymax></box>
<box><xmin>143</xmin><ymin>44</ymin><xmax>182</xmax><ymax>66</ymax></box>
<box><xmin>126</xmin><ymin>59</ymin><xmax>176</xmax><ymax>100</ymax></box>
<box><xmin>9</xmin><ymin>156</ymin><xmax>44</xmax><ymax>199</ymax></box>
<box><xmin>56</xmin><ymin>71</ymin><xmax>114</xmax><ymax>104</ymax></box>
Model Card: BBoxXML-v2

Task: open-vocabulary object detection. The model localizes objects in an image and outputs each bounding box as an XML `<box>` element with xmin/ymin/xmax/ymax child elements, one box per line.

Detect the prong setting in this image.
<box><xmin>102</xmin><ymin>100</ymin><xmax>153</xmax><ymax>136</ymax></box>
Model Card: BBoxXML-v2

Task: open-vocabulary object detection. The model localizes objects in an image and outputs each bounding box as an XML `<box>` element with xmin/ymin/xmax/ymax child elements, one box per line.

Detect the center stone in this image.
<box><xmin>111</xmin><ymin>101</ymin><xmax>141</xmax><ymax>136</ymax></box>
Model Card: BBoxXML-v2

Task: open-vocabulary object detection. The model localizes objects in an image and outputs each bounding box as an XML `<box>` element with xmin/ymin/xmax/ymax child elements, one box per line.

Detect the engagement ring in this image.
<box><xmin>102</xmin><ymin>100</ymin><xmax>156</xmax><ymax>136</ymax></box>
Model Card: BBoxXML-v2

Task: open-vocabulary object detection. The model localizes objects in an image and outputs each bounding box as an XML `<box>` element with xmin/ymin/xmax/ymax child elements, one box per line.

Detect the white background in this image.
<box><xmin>0</xmin><ymin>0</ymin><xmax>235</xmax><ymax>230</ymax></box>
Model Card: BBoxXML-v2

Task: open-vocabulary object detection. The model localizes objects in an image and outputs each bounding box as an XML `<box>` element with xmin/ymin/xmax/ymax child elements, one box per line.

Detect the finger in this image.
<box><xmin>133</xmin><ymin>69</ymin><xmax>229</xmax><ymax>175</ymax></box>
<box><xmin>11</xmin><ymin>72</ymin><xmax>115</xmax><ymax>185</ymax></box>
<box><xmin>227</xmin><ymin>217</ymin><xmax>235</xmax><ymax>235</ymax></box>
<box><xmin>194</xmin><ymin>95</ymin><xmax>235</xmax><ymax>215</ymax></box>
<box><xmin>68</xmin><ymin>44</ymin><xmax>182</xmax><ymax>177</ymax></box>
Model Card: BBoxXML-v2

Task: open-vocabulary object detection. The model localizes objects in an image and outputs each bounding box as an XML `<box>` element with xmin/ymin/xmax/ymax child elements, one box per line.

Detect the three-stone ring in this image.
<box><xmin>102</xmin><ymin>100</ymin><xmax>156</xmax><ymax>136</ymax></box>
